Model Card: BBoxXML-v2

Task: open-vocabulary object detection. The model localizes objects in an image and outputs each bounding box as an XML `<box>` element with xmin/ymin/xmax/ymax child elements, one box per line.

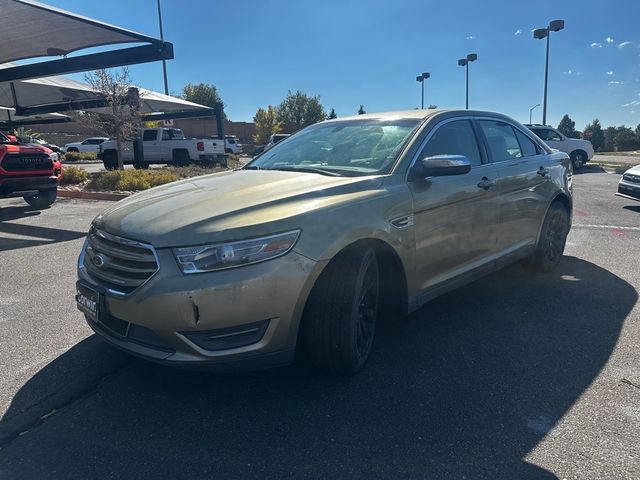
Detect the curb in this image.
<box><xmin>58</xmin><ymin>190</ymin><xmax>128</xmax><ymax>201</ymax></box>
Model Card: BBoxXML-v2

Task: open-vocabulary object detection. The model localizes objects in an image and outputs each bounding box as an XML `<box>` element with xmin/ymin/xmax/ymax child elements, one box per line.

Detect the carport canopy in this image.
<box><xmin>0</xmin><ymin>0</ymin><xmax>173</xmax><ymax>82</ymax></box>
<box><xmin>0</xmin><ymin>106</ymin><xmax>70</xmax><ymax>128</ymax></box>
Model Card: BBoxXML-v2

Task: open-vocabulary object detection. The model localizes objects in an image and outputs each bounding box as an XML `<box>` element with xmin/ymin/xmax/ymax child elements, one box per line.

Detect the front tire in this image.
<box><xmin>304</xmin><ymin>246</ymin><xmax>380</xmax><ymax>374</ymax></box>
<box><xmin>524</xmin><ymin>202</ymin><xmax>570</xmax><ymax>272</ymax></box>
<box><xmin>103</xmin><ymin>151</ymin><xmax>118</xmax><ymax>170</ymax></box>
<box><xmin>23</xmin><ymin>188</ymin><xmax>57</xmax><ymax>209</ymax></box>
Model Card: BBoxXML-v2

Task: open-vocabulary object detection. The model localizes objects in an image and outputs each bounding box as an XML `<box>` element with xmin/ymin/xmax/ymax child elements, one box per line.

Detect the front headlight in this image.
<box><xmin>173</xmin><ymin>230</ymin><xmax>300</xmax><ymax>274</ymax></box>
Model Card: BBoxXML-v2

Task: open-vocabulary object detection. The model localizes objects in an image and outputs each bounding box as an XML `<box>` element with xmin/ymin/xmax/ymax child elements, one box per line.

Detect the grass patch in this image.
<box><xmin>60</xmin><ymin>165</ymin><xmax>88</xmax><ymax>185</ymax></box>
<box><xmin>63</xmin><ymin>151</ymin><xmax>98</xmax><ymax>162</ymax></box>
<box><xmin>87</xmin><ymin>169</ymin><xmax>179</xmax><ymax>192</ymax></box>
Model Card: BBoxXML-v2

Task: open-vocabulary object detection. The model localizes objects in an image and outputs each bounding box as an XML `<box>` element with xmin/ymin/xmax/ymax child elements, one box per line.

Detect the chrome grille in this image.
<box><xmin>82</xmin><ymin>227</ymin><xmax>158</xmax><ymax>294</ymax></box>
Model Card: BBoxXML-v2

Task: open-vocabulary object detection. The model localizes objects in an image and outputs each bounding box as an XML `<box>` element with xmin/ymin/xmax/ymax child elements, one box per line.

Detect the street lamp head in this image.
<box><xmin>467</xmin><ymin>53</ymin><xmax>477</xmax><ymax>62</ymax></box>
<box><xmin>416</xmin><ymin>75</ymin><xmax>423</xmax><ymax>82</ymax></box>
<box><xmin>458</xmin><ymin>58</ymin><xmax>467</xmax><ymax>66</ymax></box>
<box><xmin>533</xmin><ymin>28</ymin><xmax>549</xmax><ymax>39</ymax></box>
<box><xmin>422</xmin><ymin>72</ymin><xmax>430</xmax><ymax>79</ymax></box>
<box><xmin>549</xmin><ymin>19</ymin><xmax>564</xmax><ymax>32</ymax></box>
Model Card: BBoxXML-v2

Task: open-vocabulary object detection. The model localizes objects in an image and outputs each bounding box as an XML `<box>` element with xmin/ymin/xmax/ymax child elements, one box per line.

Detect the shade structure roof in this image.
<box><xmin>0</xmin><ymin>65</ymin><xmax>214</xmax><ymax>120</ymax></box>
<box><xmin>0</xmin><ymin>0</ymin><xmax>173</xmax><ymax>82</ymax></box>
<box><xmin>0</xmin><ymin>0</ymin><xmax>159</xmax><ymax>64</ymax></box>
<box><xmin>0</xmin><ymin>106</ymin><xmax>70</xmax><ymax>127</ymax></box>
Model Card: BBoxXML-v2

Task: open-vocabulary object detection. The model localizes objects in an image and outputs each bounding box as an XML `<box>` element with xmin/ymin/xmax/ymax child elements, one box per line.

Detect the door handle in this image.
<box><xmin>537</xmin><ymin>167</ymin><xmax>550</xmax><ymax>177</ymax></box>
<box><xmin>477</xmin><ymin>177</ymin><xmax>494</xmax><ymax>190</ymax></box>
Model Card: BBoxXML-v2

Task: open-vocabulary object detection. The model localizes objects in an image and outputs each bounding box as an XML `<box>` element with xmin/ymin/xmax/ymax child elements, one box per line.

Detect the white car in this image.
<box><xmin>224</xmin><ymin>136</ymin><xmax>242</xmax><ymax>154</ymax></box>
<box><xmin>617</xmin><ymin>165</ymin><xmax>640</xmax><ymax>202</ymax></box>
<box><xmin>64</xmin><ymin>137</ymin><xmax>109</xmax><ymax>153</ymax></box>
<box><xmin>525</xmin><ymin>125</ymin><xmax>594</xmax><ymax>169</ymax></box>
<box><xmin>98</xmin><ymin>128</ymin><xmax>227</xmax><ymax>169</ymax></box>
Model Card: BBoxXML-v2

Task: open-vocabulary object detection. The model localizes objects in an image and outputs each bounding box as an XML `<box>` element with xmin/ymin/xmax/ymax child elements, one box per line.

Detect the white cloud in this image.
<box><xmin>618</xmin><ymin>41</ymin><xmax>632</xmax><ymax>48</ymax></box>
<box><xmin>465</xmin><ymin>35</ymin><xmax>475</xmax><ymax>40</ymax></box>
<box><xmin>576</xmin><ymin>72</ymin><xmax>583</xmax><ymax>76</ymax></box>
<box><xmin>606</xmin><ymin>71</ymin><xmax>614</xmax><ymax>75</ymax></box>
<box><xmin>591</xmin><ymin>42</ymin><xmax>603</xmax><ymax>48</ymax></box>
<box><xmin>609</xmin><ymin>80</ymin><xmax>622</xmax><ymax>85</ymax></box>
<box><xmin>621</xmin><ymin>100</ymin><xmax>640</xmax><ymax>107</ymax></box>
<box><xmin>514</xmin><ymin>29</ymin><xmax>522</xmax><ymax>36</ymax></box>
<box><xmin>605</xmin><ymin>36</ymin><xmax>614</xmax><ymax>44</ymax></box>
<box><xmin>563</xmin><ymin>69</ymin><xmax>573</xmax><ymax>75</ymax></box>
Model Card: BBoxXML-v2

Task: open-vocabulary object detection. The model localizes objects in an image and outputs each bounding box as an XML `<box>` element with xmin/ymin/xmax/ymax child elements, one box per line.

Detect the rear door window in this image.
<box><xmin>478</xmin><ymin>120</ymin><xmax>522</xmax><ymax>163</ymax></box>
<box><xmin>144</xmin><ymin>130</ymin><xmax>158</xmax><ymax>141</ymax></box>
<box><xmin>515</xmin><ymin>130</ymin><xmax>540</xmax><ymax>157</ymax></box>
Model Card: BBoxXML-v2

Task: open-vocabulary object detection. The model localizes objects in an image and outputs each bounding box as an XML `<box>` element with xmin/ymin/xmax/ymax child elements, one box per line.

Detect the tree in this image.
<box><xmin>603</xmin><ymin>126</ymin><xmax>617</xmax><ymax>152</ymax></box>
<box><xmin>276</xmin><ymin>90</ymin><xmax>326</xmax><ymax>127</ymax></box>
<box><xmin>427</xmin><ymin>104</ymin><xmax>438</xmax><ymax>109</ymax></box>
<box><xmin>78</xmin><ymin>68</ymin><xmax>140</xmax><ymax>169</ymax></box>
<box><xmin>582</xmin><ymin>118</ymin><xmax>604</xmax><ymax>151</ymax></box>
<box><xmin>557</xmin><ymin>114</ymin><xmax>580</xmax><ymax>138</ymax></box>
<box><xmin>357</xmin><ymin>105</ymin><xmax>366</xmax><ymax>115</ymax></box>
<box><xmin>253</xmin><ymin>105</ymin><xmax>282</xmax><ymax>145</ymax></box>
<box><xmin>328</xmin><ymin>108</ymin><xmax>337</xmax><ymax>119</ymax></box>
<box><xmin>614</xmin><ymin>126</ymin><xmax>639</xmax><ymax>151</ymax></box>
<box><xmin>182</xmin><ymin>83</ymin><xmax>225</xmax><ymax>118</ymax></box>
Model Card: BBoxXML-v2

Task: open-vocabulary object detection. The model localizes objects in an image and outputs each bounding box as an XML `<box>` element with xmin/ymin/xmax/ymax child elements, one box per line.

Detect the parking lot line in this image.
<box><xmin>572</xmin><ymin>224</ymin><xmax>640</xmax><ymax>231</ymax></box>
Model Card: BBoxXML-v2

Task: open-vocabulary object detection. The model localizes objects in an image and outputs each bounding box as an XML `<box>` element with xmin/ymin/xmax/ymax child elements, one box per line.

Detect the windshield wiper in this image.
<box><xmin>268</xmin><ymin>166</ymin><xmax>343</xmax><ymax>177</ymax></box>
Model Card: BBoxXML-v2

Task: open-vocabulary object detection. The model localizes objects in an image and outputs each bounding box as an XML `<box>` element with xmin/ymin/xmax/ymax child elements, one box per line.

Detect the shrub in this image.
<box><xmin>59</xmin><ymin>165</ymin><xmax>88</xmax><ymax>185</ymax></box>
<box><xmin>87</xmin><ymin>169</ymin><xmax>179</xmax><ymax>191</ymax></box>
<box><xmin>64</xmin><ymin>151</ymin><xmax>98</xmax><ymax>162</ymax></box>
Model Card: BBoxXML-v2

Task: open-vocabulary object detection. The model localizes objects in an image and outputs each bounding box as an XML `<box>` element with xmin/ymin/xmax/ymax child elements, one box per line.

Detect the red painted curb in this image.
<box><xmin>58</xmin><ymin>190</ymin><xmax>129</xmax><ymax>201</ymax></box>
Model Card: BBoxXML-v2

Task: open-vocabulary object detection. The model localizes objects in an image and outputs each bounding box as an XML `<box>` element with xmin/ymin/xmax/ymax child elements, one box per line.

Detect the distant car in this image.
<box><xmin>224</xmin><ymin>135</ymin><xmax>243</xmax><ymax>154</ymax></box>
<box><xmin>264</xmin><ymin>133</ymin><xmax>290</xmax><ymax>151</ymax></box>
<box><xmin>64</xmin><ymin>137</ymin><xmax>109</xmax><ymax>153</ymax></box>
<box><xmin>525</xmin><ymin>125</ymin><xmax>594</xmax><ymax>170</ymax></box>
<box><xmin>617</xmin><ymin>165</ymin><xmax>640</xmax><ymax>202</ymax></box>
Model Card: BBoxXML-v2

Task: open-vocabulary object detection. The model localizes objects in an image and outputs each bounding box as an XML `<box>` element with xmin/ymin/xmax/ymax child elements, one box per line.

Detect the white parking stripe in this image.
<box><xmin>573</xmin><ymin>224</ymin><xmax>640</xmax><ymax>231</ymax></box>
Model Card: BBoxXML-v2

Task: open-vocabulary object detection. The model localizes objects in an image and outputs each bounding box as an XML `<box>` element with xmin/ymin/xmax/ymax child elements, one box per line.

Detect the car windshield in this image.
<box><xmin>247</xmin><ymin>118</ymin><xmax>420</xmax><ymax>176</ymax></box>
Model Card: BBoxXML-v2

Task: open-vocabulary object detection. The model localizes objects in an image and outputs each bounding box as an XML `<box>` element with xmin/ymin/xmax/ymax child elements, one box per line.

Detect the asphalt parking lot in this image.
<box><xmin>0</xmin><ymin>167</ymin><xmax>639</xmax><ymax>479</ymax></box>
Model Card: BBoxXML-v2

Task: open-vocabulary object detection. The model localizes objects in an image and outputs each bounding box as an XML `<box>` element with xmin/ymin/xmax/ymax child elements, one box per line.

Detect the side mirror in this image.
<box><xmin>410</xmin><ymin>154</ymin><xmax>471</xmax><ymax>180</ymax></box>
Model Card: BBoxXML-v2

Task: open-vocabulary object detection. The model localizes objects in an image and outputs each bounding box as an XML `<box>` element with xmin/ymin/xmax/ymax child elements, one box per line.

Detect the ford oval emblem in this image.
<box><xmin>93</xmin><ymin>254</ymin><xmax>106</xmax><ymax>268</ymax></box>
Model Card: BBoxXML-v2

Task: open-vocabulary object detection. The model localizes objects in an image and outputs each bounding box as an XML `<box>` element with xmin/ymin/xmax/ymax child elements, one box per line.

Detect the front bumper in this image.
<box><xmin>78</xmin><ymin>247</ymin><xmax>322</xmax><ymax>369</ymax></box>
<box><xmin>0</xmin><ymin>175</ymin><xmax>57</xmax><ymax>198</ymax></box>
<box><xmin>617</xmin><ymin>179</ymin><xmax>640</xmax><ymax>201</ymax></box>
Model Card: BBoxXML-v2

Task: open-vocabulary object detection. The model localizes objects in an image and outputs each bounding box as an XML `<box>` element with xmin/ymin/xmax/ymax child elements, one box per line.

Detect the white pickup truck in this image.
<box><xmin>98</xmin><ymin>128</ymin><xmax>228</xmax><ymax>170</ymax></box>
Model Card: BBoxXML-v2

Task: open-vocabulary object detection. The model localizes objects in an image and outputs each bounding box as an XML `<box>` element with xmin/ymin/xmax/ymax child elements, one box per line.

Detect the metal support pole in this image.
<box><xmin>157</xmin><ymin>0</ymin><xmax>169</xmax><ymax>95</ymax></box>
<box><xmin>421</xmin><ymin>81</ymin><xmax>424</xmax><ymax>109</ymax></box>
<box><xmin>542</xmin><ymin>33</ymin><xmax>550</xmax><ymax>125</ymax></box>
<box><xmin>465</xmin><ymin>64</ymin><xmax>469</xmax><ymax>109</ymax></box>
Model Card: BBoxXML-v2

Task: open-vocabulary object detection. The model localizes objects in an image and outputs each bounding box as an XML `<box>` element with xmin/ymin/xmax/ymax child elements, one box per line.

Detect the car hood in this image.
<box><xmin>93</xmin><ymin>170</ymin><xmax>384</xmax><ymax>248</ymax></box>
<box><xmin>624</xmin><ymin>164</ymin><xmax>640</xmax><ymax>175</ymax></box>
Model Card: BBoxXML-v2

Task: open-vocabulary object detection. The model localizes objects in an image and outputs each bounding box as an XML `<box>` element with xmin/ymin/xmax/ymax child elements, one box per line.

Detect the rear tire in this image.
<box><xmin>524</xmin><ymin>202</ymin><xmax>570</xmax><ymax>272</ymax></box>
<box><xmin>23</xmin><ymin>188</ymin><xmax>57</xmax><ymax>209</ymax></box>
<box><xmin>173</xmin><ymin>150</ymin><xmax>191</xmax><ymax>166</ymax></box>
<box><xmin>303</xmin><ymin>246</ymin><xmax>379</xmax><ymax>374</ymax></box>
<box><xmin>103</xmin><ymin>151</ymin><xmax>118</xmax><ymax>170</ymax></box>
<box><xmin>570</xmin><ymin>150</ymin><xmax>587</xmax><ymax>170</ymax></box>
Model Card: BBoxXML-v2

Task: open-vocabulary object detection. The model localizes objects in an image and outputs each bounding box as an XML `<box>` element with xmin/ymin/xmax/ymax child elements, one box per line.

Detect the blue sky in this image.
<box><xmin>43</xmin><ymin>0</ymin><xmax>640</xmax><ymax>129</ymax></box>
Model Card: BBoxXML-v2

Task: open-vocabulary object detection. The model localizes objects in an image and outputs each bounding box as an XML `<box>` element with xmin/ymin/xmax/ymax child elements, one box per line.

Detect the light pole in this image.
<box><xmin>529</xmin><ymin>103</ymin><xmax>541</xmax><ymax>124</ymax></box>
<box><xmin>457</xmin><ymin>53</ymin><xmax>477</xmax><ymax>109</ymax></box>
<box><xmin>533</xmin><ymin>19</ymin><xmax>564</xmax><ymax>125</ymax></box>
<box><xmin>416</xmin><ymin>72</ymin><xmax>430</xmax><ymax>109</ymax></box>
<box><xmin>157</xmin><ymin>0</ymin><xmax>169</xmax><ymax>95</ymax></box>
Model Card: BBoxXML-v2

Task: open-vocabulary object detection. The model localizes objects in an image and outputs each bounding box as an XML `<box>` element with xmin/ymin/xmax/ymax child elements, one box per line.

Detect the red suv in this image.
<box><xmin>0</xmin><ymin>132</ymin><xmax>60</xmax><ymax>208</ymax></box>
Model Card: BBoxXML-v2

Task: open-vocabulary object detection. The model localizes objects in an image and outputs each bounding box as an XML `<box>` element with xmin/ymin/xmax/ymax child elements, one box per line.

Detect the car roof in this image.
<box><xmin>328</xmin><ymin>109</ymin><xmax>523</xmax><ymax>125</ymax></box>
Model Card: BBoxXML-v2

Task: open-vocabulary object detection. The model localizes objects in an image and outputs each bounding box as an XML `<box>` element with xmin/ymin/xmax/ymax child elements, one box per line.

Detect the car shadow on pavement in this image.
<box><xmin>623</xmin><ymin>205</ymin><xmax>640</xmax><ymax>214</ymax></box>
<box><xmin>574</xmin><ymin>165</ymin><xmax>607</xmax><ymax>175</ymax></box>
<box><xmin>0</xmin><ymin>207</ymin><xmax>86</xmax><ymax>252</ymax></box>
<box><xmin>0</xmin><ymin>256</ymin><xmax>636</xmax><ymax>479</ymax></box>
